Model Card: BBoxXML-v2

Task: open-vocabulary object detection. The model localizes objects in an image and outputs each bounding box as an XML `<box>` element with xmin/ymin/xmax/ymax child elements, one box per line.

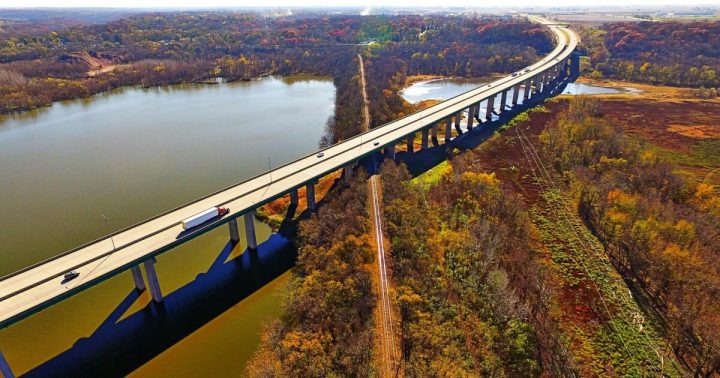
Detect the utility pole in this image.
<box><xmin>100</xmin><ymin>213</ymin><xmax>116</xmax><ymax>252</ymax></box>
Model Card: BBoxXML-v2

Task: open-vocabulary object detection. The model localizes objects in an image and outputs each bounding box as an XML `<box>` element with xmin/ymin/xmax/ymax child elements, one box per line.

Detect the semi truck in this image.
<box><xmin>181</xmin><ymin>206</ymin><xmax>229</xmax><ymax>230</ymax></box>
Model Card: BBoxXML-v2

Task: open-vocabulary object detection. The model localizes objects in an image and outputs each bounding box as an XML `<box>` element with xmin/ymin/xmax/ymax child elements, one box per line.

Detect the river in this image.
<box><xmin>0</xmin><ymin>75</ymin><xmax>334</xmax><ymax>375</ymax></box>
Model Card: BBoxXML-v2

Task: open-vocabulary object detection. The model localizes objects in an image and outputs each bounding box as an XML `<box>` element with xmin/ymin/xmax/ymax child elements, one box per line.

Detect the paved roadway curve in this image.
<box><xmin>0</xmin><ymin>15</ymin><xmax>577</xmax><ymax>328</ymax></box>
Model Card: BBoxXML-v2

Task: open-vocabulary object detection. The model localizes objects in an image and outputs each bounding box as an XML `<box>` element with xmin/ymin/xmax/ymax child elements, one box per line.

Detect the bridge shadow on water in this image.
<box><xmin>26</xmin><ymin>233</ymin><xmax>297</xmax><ymax>377</ymax></box>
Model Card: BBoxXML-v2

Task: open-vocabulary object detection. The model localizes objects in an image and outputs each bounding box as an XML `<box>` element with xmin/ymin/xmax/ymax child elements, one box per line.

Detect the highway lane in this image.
<box><xmin>0</xmin><ymin>16</ymin><xmax>577</xmax><ymax>328</ymax></box>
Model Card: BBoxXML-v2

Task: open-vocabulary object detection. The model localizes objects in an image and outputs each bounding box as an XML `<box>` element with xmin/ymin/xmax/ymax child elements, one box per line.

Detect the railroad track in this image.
<box><xmin>358</xmin><ymin>53</ymin><xmax>397</xmax><ymax>377</ymax></box>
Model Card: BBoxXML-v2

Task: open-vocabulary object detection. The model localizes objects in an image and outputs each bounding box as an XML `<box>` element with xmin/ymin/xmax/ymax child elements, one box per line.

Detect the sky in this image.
<box><xmin>2</xmin><ymin>0</ymin><xmax>719</xmax><ymax>8</ymax></box>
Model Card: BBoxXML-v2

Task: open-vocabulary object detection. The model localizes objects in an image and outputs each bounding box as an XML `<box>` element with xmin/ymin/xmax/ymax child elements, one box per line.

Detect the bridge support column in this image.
<box><xmin>0</xmin><ymin>352</ymin><xmax>14</xmax><ymax>378</ymax></box>
<box><xmin>243</xmin><ymin>212</ymin><xmax>257</xmax><ymax>250</ymax></box>
<box><xmin>290</xmin><ymin>189</ymin><xmax>299</xmax><ymax>206</ymax></box>
<box><xmin>523</xmin><ymin>79</ymin><xmax>532</xmax><ymax>100</ymax></box>
<box><xmin>130</xmin><ymin>265</ymin><xmax>146</xmax><ymax>292</ymax></box>
<box><xmin>406</xmin><ymin>133</ymin><xmax>414</xmax><ymax>154</ymax></box>
<box><xmin>385</xmin><ymin>143</ymin><xmax>395</xmax><ymax>160</ymax></box>
<box><xmin>454</xmin><ymin>111</ymin><xmax>463</xmax><ymax>134</ymax></box>
<box><xmin>445</xmin><ymin>117</ymin><xmax>453</xmax><ymax>143</ymax></box>
<box><xmin>306</xmin><ymin>182</ymin><xmax>316</xmax><ymax>211</ymax></box>
<box><xmin>143</xmin><ymin>258</ymin><xmax>163</xmax><ymax>303</ymax></box>
<box><xmin>512</xmin><ymin>83</ymin><xmax>521</xmax><ymax>105</ymax></box>
<box><xmin>473</xmin><ymin>103</ymin><xmax>482</xmax><ymax>123</ymax></box>
<box><xmin>228</xmin><ymin>218</ymin><xmax>240</xmax><ymax>243</ymax></box>
<box><xmin>500</xmin><ymin>90</ymin><xmax>508</xmax><ymax>112</ymax></box>
<box><xmin>570</xmin><ymin>53</ymin><xmax>581</xmax><ymax>79</ymax></box>
<box><xmin>343</xmin><ymin>163</ymin><xmax>354</xmax><ymax>181</ymax></box>
<box><xmin>421</xmin><ymin>128</ymin><xmax>429</xmax><ymax>149</ymax></box>
<box><xmin>385</xmin><ymin>144</ymin><xmax>396</xmax><ymax>160</ymax></box>
<box><xmin>485</xmin><ymin>95</ymin><xmax>495</xmax><ymax>122</ymax></box>
<box><xmin>431</xmin><ymin>124</ymin><xmax>439</xmax><ymax>146</ymax></box>
<box><xmin>466</xmin><ymin>104</ymin><xmax>475</xmax><ymax>131</ymax></box>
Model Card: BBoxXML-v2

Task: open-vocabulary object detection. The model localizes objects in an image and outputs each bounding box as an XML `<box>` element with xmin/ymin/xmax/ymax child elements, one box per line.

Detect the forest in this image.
<box><xmin>579</xmin><ymin>21</ymin><xmax>720</xmax><ymax>88</ymax></box>
<box><xmin>246</xmin><ymin>175</ymin><xmax>377</xmax><ymax>376</ymax></box>
<box><xmin>378</xmin><ymin>160</ymin><xmax>572</xmax><ymax>376</ymax></box>
<box><xmin>541</xmin><ymin>98</ymin><xmax>720</xmax><ymax>376</ymax></box>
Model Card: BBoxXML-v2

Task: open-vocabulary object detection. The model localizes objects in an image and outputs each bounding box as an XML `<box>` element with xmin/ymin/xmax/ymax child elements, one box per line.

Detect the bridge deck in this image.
<box><xmin>0</xmin><ymin>16</ymin><xmax>577</xmax><ymax>329</ymax></box>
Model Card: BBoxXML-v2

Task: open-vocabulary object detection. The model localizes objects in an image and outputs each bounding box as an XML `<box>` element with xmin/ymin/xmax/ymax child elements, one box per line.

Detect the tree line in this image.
<box><xmin>579</xmin><ymin>21</ymin><xmax>720</xmax><ymax>89</ymax></box>
<box><xmin>0</xmin><ymin>13</ymin><xmax>551</xmax><ymax>118</ymax></box>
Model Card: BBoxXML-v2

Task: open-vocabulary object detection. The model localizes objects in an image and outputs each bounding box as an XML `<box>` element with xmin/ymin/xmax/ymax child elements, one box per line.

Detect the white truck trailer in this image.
<box><xmin>181</xmin><ymin>207</ymin><xmax>229</xmax><ymax>230</ymax></box>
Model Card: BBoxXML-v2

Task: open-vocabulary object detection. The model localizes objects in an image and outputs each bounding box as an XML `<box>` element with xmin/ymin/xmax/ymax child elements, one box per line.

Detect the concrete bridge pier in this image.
<box><xmin>466</xmin><ymin>104</ymin><xmax>475</xmax><ymax>131</ymax></box>
<box><xmin>243</xmin><ymin>211</ymin><xmax>258</xmax><ymax>250</ymax></box>
<box><xmin>485</xmin><ymin>95</ymin><xmax>495</xmax><ymax>121</ymax></box>
<box><xmin>130</xmin><ymin>265</ymin><xmax>146</xmax><ymax>292</ymax></box>
<box><xmin>454</xmin><ymin>111</ymin><xmax>463</xmax><ymax>134</ymax></box>
<box><xmin>499</xmin><ymin>89</ymin><xmax>508</xmax><ymax>112</ymax></box>
<box><xmin>445</xmin><ymin>117</ymin><xmax>453</xmax><ymax>143</ymax></box>
<box><xmin>431</xmin><ymin>124</ymin><xmax>440</xmax><ymax>146</ymax></box>
<box><xmin>570</xmin><ymin>53</ymin><xmax>581</xmax><ymax>79</ymax></box>
<box><xmin>512</xmin><ymin>83</ymin><xmax>521</xmax><ymax>106</ymax></box>
<box><xmin>473</xmin><ymin>103</ymin><xmax>482</xmax><ymax>123</ymax></box>
<box><xmin>343</xmin><ymin>162</ymin><xmax>355</xmax><ymax>181</ymax></box>
<box><xmin>143</xmin><ymin>258</ymin><xmax>163</xmax><ymax>303</ymax></box>
<box><xmin>406</xmin><ymin>133</ymin><xmax>414</xmax><ymax>154</ymax></box>
<box><xmin>523</xmin><ymin>78</ymin><xmax>532</xmax><ymax>100</ymax></box>
<box><xmin>0</xmin><ymin>351</ymin><xmax>14</xmax><ymax>378</ymax></box>
<box><xmin>228</xmin><ymin>218</ymin><xmax>241</xmax><ymax>244</ymax></box>
<box><xmin>421</xmin><ymin>128</ymin><xmax>429</xmax><ymax>149</ymax></box>
<box><xmin>290</xmin><ymin>189</ymin><xmax>299</xmax><ymax>206</ymax></box>
<box><xmin>549</xmin><ymin>64</ymin><xmax>560</xmax><ymax>83</ymax></box>
<box><xmin>384</xmin><ymin>144</ymin><xmax>396</xmax><ymax>160</ymax></box>
<box><xmin>306</xmin><ymin>182</ymin><xmax>316</xmax><ymax>211</ymax></box>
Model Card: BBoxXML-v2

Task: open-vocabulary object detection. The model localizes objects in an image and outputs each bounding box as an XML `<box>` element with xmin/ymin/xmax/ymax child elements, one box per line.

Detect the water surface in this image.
<box><xmin>562</xmin><ymin>82</ymin><xmax>640</xmax><ymax>95</ymax></box>
<box><xmin>399</xmin><ymin>78</ymin><xmax>520</xmax><ymax>126</ymax></box>
<box><xmin>0</xmin><ymin>75</ymin><xmax>334</xmax><ymax>375</ymax></box>
<box><xmin>399</xmin><ymin>77</ymin><xmax>490</xmax><ymax>103</ymax></box>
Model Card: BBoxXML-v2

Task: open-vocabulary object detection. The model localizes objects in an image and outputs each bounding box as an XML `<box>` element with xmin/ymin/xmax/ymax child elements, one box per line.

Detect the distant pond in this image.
<box><xmin>400</xmin><ymin>77</ymin><xmax>641</xmax><ymax>104</ymax></box>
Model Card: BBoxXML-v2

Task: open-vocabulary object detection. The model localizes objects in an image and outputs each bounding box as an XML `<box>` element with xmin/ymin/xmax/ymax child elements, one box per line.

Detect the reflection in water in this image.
<box><xmin>25</xmin><ymin>236</ymin><xmax>295</xmax><ymax>377</ymax></box>
<box><xmin>0</xmin><ymin>75</ymin><xmax>334</xmax><ymax>375</ymax></box>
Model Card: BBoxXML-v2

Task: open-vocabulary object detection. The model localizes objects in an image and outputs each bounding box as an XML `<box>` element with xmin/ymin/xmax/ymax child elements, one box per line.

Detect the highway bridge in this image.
<box><xmin>0</xmin><ymin>15</ymin><xmax>578</xmax><ymax>344</ymax></box>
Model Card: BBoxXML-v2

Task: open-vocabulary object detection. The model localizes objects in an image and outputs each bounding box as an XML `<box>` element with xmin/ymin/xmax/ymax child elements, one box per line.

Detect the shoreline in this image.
<box><xmin>0</xmin><ymin>72</ymin><xmax>332</xmax><ymax>119</ymax></box>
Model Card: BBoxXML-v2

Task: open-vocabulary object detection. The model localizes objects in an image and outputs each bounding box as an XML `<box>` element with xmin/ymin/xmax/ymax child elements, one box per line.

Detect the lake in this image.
<box><xmin>0</xmin><ymin>75</ymin><xmax>335</xmax><ymax>375</ymax></box>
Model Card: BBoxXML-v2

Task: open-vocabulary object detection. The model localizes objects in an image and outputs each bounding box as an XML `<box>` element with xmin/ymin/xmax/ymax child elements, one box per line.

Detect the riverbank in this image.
<box><xmin>0</xmin><ymin>67</ymin><xmax>324</xmax><ymax>116</ymax></box>
<box><xmin>256</xmin><ymin>170</ymin><xmax>343</xmax><ymax>231</ymax></box>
